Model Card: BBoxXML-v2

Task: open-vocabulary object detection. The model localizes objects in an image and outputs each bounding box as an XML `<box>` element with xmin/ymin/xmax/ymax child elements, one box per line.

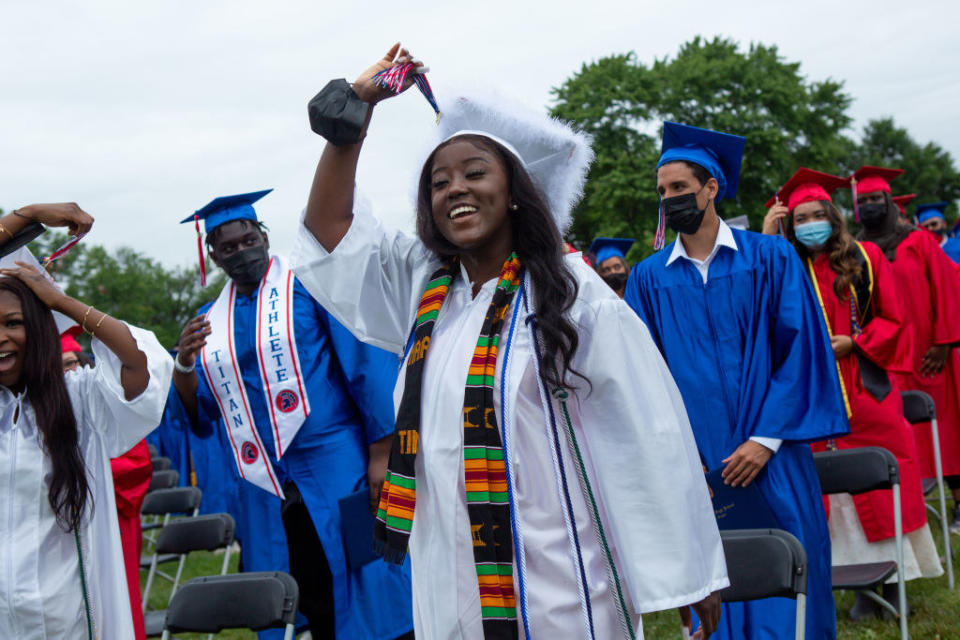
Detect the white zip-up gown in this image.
<box><xmin>0</xmin><ymin>324</ymin><xmax>172</xmax><ymax>639</ymax></box>
<box><xmin>292</xmin><ymin>202</ymin><xmax>728</xmax><ymax>640</ymax></box>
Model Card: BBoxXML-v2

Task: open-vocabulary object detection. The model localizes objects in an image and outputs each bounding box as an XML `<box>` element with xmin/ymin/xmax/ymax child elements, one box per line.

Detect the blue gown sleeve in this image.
<box><xmin>316</xmin><ymin>298</ymin><xmax>399</xmax><ymax>445</ymax></box>
<box><xmin>751</xmin><ymin>240</ymin><xmax>849</xmax><ymax>442</ymax></box>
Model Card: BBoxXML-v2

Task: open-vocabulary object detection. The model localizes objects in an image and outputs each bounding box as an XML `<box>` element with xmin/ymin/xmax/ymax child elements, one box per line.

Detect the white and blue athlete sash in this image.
<box><xmin>201</xmin><ymin>254</ymin><xmax>311</xmax><ymax>497</ymax></box>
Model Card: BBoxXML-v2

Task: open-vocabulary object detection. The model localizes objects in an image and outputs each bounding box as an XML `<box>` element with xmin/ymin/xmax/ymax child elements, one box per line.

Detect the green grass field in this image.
<box><xmin>142</xmin><ymin>515</ymin><xmax>960</xmax><ymax>639</ymax></box>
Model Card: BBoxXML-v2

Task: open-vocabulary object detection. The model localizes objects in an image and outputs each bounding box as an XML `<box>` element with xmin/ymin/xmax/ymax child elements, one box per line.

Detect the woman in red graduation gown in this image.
<box><xmin>764</xmin><ymin>168</ymin><xmax>942</xmax><ymax>616</ymax></box>
<box><xmin>852</xmin><ymin>166</ymin><xmax>960</xmax><ymax>529</ymax></box>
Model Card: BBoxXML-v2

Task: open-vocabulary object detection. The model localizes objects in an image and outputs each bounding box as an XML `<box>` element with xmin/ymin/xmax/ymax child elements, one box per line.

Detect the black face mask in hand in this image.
<box><xmin>602</xmin><ymin>271</ymin><xmax>629</xmax><ymax>292</ymax></box>
<box><xmin>662</xmin><ymin>188</ymin><xmax>708</xmax><ymax>234</ymax></box>
<box><xmin>221</xmin><ymin>245</ymin><xmax>270</xmax><ymax>286</ymax></box>
<box><xmin>858</xmin><ymin>203</ymin><xmax>888</xmax><ymax>229</ymax></box>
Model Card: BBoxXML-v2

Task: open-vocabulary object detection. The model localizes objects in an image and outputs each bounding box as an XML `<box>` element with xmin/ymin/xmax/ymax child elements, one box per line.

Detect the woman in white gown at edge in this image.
<box><xmin>291</xmin><ymin>45</ymin><xmax>728</xmax><ymax>640</ymax></box>
<box><xmin>0</xmin><ymin>203</ymin><xmax>173</xmax><ymax>639</ymax></box>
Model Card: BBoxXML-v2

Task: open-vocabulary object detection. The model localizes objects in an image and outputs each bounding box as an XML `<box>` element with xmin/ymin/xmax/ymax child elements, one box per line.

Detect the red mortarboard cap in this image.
<box><xmin>850</xmin><ymin>166</ymin><xmax>904</xmax><ymax>196</ymax></box>
<box><xmin>891</xmin><ymin>193</ymin><xmax>917</xmax><ymax>215</ymax></box>
<box><xmin>765</xmin><ymin>168</ymin><xmax>848</xmax><ymax>210</ymax></box>
<box><xmin>60</xmin><ymin>333</ymin><xmax>82</xmax><ymax>354</ymax></box>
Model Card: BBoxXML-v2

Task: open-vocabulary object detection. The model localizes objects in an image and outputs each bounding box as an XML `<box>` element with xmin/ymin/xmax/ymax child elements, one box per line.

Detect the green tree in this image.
<box><xmin>844</xmin><ymin>117</ymin><xmax>960</xmax><ymax>222</ymax></box>
<box><xmin>28</xmin><ymin>232</ymin><xmax>226</xmax><ymax>348</ymax></box>
<box><xmin>551</xmin><ymin>36</ymin><xmax>853</xmax><ymax>258</ymax></box>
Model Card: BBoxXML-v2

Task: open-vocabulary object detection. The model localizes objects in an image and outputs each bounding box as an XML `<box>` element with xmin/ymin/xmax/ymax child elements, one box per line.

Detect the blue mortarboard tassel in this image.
<box><xmin>372</xmin><ymin>63</ymin><xmax>441</xmax><ymax>122</ymax></box>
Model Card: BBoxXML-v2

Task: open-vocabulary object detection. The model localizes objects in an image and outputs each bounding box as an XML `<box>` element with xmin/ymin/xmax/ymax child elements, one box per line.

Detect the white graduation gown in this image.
<box><xmin>292</xmin><ymin>203</ymin><xmax>728</xmax><ymax>640</ymax></box>
<box><xmin>0</xmin><ymin>324</ymin><xmax>172</xmax><ymax>639</ymax></box>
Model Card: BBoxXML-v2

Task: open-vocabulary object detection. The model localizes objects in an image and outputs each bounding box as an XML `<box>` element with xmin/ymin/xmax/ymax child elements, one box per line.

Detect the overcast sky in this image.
<box><xmin>2</xmin><ymin>0</ymin><xmax>957</xmax><ymax>269</ymax></box>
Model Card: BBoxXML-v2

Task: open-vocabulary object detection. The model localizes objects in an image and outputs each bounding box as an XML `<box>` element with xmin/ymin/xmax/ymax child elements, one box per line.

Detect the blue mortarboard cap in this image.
<box><xmin>657</xmin><ymin>122</ymin><xmax>746</xmax><ymax>202</ymax></box>
<box><xmin>180</xmin><ymin>189</ymin><xmax>273</xmax><ymax>234</ymax></box>
<box><xmin>916</xmin><ymin>202</ymin><xmax>950</xmax><ymax>224</ymax></box>
<box><xmin>588</xmin><ymin>237</ymin><xmax>635</xmax><ymax>264</ymax></box>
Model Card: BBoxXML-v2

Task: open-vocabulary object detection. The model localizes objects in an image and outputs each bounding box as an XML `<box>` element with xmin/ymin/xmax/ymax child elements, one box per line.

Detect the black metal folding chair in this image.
<box><xmin>144</xmin><ymin>513</ymin><xmax>236</xmax><ymax>637</ymax></box>
<box><xmin>151</xmin><ymin>456</ymin><xmax>172</xmax><ymax>472</ymax></box>
<box><xmin>140</xmin><ymin>486</ymin><xmax>202</xmax><ymax>609</ymax></box>
<box><xmin>160</xmin><ymin>572</ymin><xmax>299</xmax><ymax>640</ymax></box>
<box><xmin>715</xmin><ymin>528</ymin><xmax>807</xmax><ymax>640</ymax></box>
<box><xmin>147</xmin><ymin>469</ymin><xmax>179</xmax><ymax>493</ymax></box>
<box><xmin>901</xmin><ymin>389</ymin><xmax>954</xmax><ymax>589</ymax></box>
<box><xmin>814</xmin><ymin>447</ymin><xmax>908</xmax><ymax>640</ymax></box>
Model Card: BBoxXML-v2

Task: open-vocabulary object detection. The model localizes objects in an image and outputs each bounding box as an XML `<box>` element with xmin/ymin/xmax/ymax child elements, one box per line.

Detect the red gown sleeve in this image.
<box><xmin>854</xmin><ymin>243</ymin><xmax>913</xmax><ymax>374</ymax></box>
<box><xmin>918</xmin><ymin>231</ymin><xmax>960</xmax><ymax>345</ymax></box>
<box><xmin>111</xmin><ymin>439</ymin><xmax>153</xmax><ymax>519</ymax></box>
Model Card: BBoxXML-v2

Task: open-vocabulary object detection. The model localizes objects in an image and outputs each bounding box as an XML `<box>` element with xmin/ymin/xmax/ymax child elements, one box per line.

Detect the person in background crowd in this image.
<box><xmin>764</xmin><ymin>168</ymin><xmax>942</xmax><ymax>618</ymax></box>
<box><xmin>626</xmin><ymin>124</ymin><xmax>849</xmax><ymax>639</ymax></box>
<box><xmin>852</xmin><ymin>167</ymin><xmax>960</xmax><ymax>534</ymax></box>
<box><xmin>916</xmin><ymin>202</ymin><xmax>960</xmax><ymax>263</ymax></box>
<box><xmin>892</xmin><ymin>193</ymin><xmax>917</xmax><ymax>222</ymax></box>
<box><xmin>588</xmin><ymin>237</ymin><xmax>634</xmax><ymax>297</ymax></box>
<box><xmin>173</xmin><ymin>190</ymin><xmax>412</xmax><ymax>640</ymax></box>
<box><xmin>0</xmin><ymin>202</ymin><xmax>171</xmax><ymax>638</ymax></box>
<box><xmin>293</xmin><ymin>44</ymin><xmax>727</xmax><ymax>640</ymax></box>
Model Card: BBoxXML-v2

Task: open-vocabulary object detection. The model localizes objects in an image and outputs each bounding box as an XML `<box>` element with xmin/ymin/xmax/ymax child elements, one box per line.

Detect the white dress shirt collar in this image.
<box><xmin>665</xmin><ymin>218</ymin><xmax>738</xmax><ymax>284</ymax></box>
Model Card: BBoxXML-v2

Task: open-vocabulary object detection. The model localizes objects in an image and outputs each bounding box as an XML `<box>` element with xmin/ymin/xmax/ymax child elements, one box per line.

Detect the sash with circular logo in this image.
<box><xmin>201</xmin><ymin>254</ymin><xmax>310</xmax><ymax>497</ymax></box>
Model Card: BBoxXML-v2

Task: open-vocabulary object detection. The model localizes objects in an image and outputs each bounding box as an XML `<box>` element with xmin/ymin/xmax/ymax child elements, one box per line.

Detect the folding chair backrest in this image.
<box><xmin>164</xmin><ymin>572</ymin><xmax>299</xmax><ymax>633</ymax></box>
<box><xmin>814</xmin><ymin>447</ymin><xmax>898</xmax><ymax>495</ymax></box>
<box><xmin>718</xmin><ymin>529</ymin><xmax>807</xmax><ymax>602</ymax></box>
<box><xmin>141</xmin><ymin>486</ymin><xmax>202</xmax><ymax>517</ymax></box>
<box><xmin>156</xmin><ymin>513</ymin><xmax>235</xmax><ymax>555</ymax></box>
<box><xmin>148</xmin><ymin>469</ymin><xmax>179</xmax><ymax>492</ymax></box>
<box><xmin>152</xmin><ymin>456</ymin><xmax>172</xmax><ymax>472</ymax></box>
<box><xmin>901</xmin><ymin>390</ymin><xmax>936</xmax><ymax>425</ymax></box>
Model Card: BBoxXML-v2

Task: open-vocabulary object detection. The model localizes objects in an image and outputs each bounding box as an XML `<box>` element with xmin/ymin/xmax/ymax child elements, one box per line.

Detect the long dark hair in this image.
<box><xmin>0</xmin><ymin>277</ymin><xmax>88</xmax><ymax>531</ymax></box>
<box><xmin>416</xmin><ymin>134</ymin><xmax>583</xmax><ymax>390</ymax></box>
<box><xmin>783</xmin><ymin>200</ymin><xmax>863</xmax><ymax>299</ymax></box>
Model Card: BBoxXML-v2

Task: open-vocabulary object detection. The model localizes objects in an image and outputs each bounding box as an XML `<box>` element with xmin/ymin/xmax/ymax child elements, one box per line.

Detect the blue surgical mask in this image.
<box><xmin>794</xmin><ymin>220</ymin><xmax>833</xmax><ymax>249</ymax></box>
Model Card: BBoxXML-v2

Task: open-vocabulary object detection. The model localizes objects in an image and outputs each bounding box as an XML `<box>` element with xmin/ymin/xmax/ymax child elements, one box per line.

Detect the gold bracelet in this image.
<box><xmin>81</xmin><ymin>305</ymin><xmax>94</xmax><ymax>334</ymax></box>
<box><xmin>0</xmin><ymin>224</ymin><xmax>11</xmax><ymax>240</ymax></box>
<box><xmin>95</xmin><ymin>312</ymin><xmax>107</xmax><ymax>329</ymax></box>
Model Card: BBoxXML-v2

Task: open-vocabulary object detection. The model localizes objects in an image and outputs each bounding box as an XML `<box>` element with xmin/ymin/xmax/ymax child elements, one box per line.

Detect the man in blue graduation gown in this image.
<box><xmin>916</xmin><ymin>202</ymin><xmax>960</xmax><ymax>263</ymax></box>
<box><xmin>172</xmin><ymin>190</ymin><xmax>413</xmax><ymax>640</ymax></box>
<box><xmin>625</xmin><ymin>123</ymin><xmax>849</xmax><ymax>639</ymax></box>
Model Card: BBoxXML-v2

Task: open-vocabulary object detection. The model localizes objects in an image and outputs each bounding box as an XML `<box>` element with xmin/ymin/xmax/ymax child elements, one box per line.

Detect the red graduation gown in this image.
<box><xmin>890</xmin><ymin>230</ymin><xmax>960</xmax><ymax>478</ymax></box>
<box><xmin>111</xmin><ymin>439</ymin><xmax>153</xmax><ymax>640</ymax></box>
<box><xmin>808</xmin><ymin>242</ymin><xmax>927</xmax><ymax>541</ymax></box>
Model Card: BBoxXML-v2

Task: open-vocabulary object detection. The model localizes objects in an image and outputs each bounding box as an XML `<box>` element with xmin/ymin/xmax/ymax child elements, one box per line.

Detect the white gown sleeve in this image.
<box><xmin>291</xmin><ymin>192</ymin><xmax>439</xmax><ymax>355</ymax></box>
<box><xmin>572</xmin><ymin>296</ymin><xmax>729</xmax><ymax>613</ymax></box>
<box><xmin>67</xmin><ymin>323</ymin><xmax>173</xmax><ymax>458</ymax></box>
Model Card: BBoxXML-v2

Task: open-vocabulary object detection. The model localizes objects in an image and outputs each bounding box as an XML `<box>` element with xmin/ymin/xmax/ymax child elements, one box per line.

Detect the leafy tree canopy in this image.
<box><xmin>550</xmin><ymin>36</ymin><xmax>955</xmax><ymax>258</ymax></box>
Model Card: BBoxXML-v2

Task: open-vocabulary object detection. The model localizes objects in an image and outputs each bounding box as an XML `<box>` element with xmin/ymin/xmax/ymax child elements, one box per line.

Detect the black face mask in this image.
<box><xmin>602</xmin><ymin>271</ymin><xmax>629</xmax><ymax>291</ymax></box>
<box><xmin>662</xmin><ymin>188</ymin><xmax>707</xmax><ymax>234</ymax></box>
<box><xmin>858</xmin><ymin>203</ymin><xmax>888</xmax><ymax>229</ymax></box>
<box><xmin>221</xmin><ymin>245</ymin><xmax>269</xmax><ymax>286</ymax></box>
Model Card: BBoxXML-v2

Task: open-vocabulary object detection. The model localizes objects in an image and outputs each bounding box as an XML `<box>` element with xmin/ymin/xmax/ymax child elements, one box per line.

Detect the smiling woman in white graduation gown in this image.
<box><xmin>0</xmin><ymin>328</ymin><xmax>171</xmax><ymax>639</ymax></box>
<box><xmin>0</xmin><ymin>203</ymin><xmax>172</xmax><ymax>639</ymax></box>
<box><xmin>293</xmin><ymin>198</ymin><xmax>728</xmax><ymax>639</ymax></box>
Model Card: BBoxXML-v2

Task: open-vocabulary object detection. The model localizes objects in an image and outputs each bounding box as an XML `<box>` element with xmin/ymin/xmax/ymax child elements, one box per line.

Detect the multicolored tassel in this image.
<box><xmin>372</xmin><ymin>63</ymin><xmax>441</xmax><ymax>122</ymax></box>
<box><xmin>42</xmin><ymin>232</ymin><xmax>87</xmax><ymax>269</ymax></box>
<box><xmin>776</xmin><ymin>190</ymin><xmax>785</xmax><ymax>236</ymax></box>
<box><xmin>194</xmin><ymin>214</ymin><xmax>207</xmax><ymax>287</ymax></box>
<box><xmin>851</xmin><ymin>178</ymin><xmax>860</xmax><ymax>223</ymax></box>
<box><xmin>653</xmin><ymin>202</ymin><xmax>666</xmax><ymax>250</ymax></box>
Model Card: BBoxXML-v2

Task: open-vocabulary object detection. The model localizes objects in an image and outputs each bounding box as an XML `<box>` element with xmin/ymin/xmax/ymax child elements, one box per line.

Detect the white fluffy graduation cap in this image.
<box><xmin>428</xmin><ymin>89</ymin><xmax>594</xmax><ymax>234</ymax></box>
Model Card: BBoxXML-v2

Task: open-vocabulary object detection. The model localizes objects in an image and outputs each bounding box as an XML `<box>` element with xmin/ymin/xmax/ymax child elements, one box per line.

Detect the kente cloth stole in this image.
<box><xmin>375</xmin><ymin>253</ymin><xmax>522</xmax><ymax>638</ymax></box>
<box><xmin>201</xmin><ymin>254</ymin><xmax>310</xmax><ymax>498</ymax></box>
